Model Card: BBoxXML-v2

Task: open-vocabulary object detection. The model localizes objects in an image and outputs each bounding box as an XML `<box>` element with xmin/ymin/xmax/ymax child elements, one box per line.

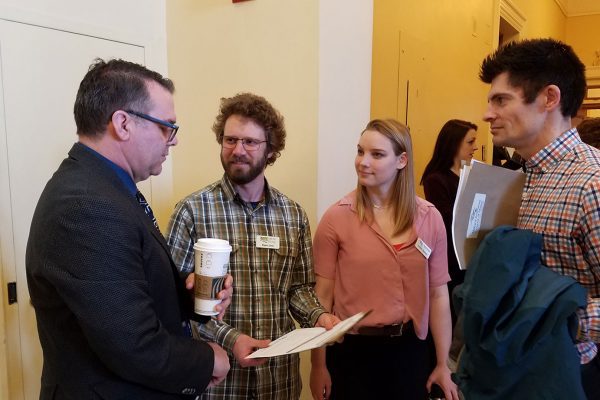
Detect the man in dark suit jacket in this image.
<box><xmin>26</xmin><ymin>59</ymin><xmax>230</xmax><ymax>399</ymax></box>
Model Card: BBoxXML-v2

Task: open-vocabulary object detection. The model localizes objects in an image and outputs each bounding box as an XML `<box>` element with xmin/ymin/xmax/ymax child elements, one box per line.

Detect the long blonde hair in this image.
<box><xmin>356</xmin><ymin>119</ymin><xmax>416</xmax><ymax>236</ymax></box>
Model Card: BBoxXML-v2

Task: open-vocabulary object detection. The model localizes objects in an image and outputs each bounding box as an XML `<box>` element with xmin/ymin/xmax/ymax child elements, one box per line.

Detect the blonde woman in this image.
<box><xmin>310</xmin><ymin>119</ymin><xmax>457</xmax><ymax>400</ymax></box>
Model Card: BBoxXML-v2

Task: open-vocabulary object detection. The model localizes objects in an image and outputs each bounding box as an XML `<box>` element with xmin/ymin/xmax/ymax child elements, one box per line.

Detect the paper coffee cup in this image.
<box><xmin>193</xmin><ymin>238</ymin><xmax>231</xmax><ymax>316</ymax></box>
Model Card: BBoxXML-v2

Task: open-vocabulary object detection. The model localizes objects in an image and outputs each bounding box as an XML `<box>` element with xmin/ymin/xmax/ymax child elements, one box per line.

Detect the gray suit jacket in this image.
<box><xmin>26</xmin><ymin>143</ymin><xmax>213</xmax><ymax>399</ymax></box>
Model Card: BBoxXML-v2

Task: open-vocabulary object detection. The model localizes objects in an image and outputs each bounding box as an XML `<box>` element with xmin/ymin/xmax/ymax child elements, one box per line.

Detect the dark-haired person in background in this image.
<box><xmin>480</xmin><ymin>38</ymin><xmax>600</xmax><ymax>398</ymax></box>
<box><xmin>421</xmin><ymin>119</ymin><xmax>478</xmax><ymax>327</ymax></box>
<box><xmin>26</xmin><ymin>59</ymin><xmax>231</xmax><ymax>399</ymax></box>
<box><xmin>578</xmin><ymin>117</ymin><xmax>600</xmax><ymax>149</ymax></box>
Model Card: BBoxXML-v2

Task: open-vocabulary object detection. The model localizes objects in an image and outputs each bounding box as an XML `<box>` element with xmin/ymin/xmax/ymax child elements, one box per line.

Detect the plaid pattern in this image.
<box><xmin>518</xmin><ymin>128</ymin><xmax>600</xmax><ymax>364</ymax></box>
<box><xmin>166</xmin><ymin>175</ymin><xmax>325</xmax><ymax>400</ymax></box>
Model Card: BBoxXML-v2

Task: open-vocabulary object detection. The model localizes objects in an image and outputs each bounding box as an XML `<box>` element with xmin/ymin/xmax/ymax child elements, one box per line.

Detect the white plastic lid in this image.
<box><xmin>193</xmin><ymin>238</ymin><xmax>232</xmax><ymax>252</ymax></box>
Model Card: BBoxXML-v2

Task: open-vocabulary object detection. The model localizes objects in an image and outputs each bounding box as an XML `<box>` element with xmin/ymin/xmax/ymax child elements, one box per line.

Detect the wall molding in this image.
<box><xmin>554</xmin><ymin>0</ymin><xmax>568</xmax><ymax>17</ymax></box>
<box><xmin>499</xmin><ymin>0</ymin><xmax>526</xmax><ymax>32</ymax></box>
<box><xmin>587</xmin><ymin>66</ymin><xmax>600</xmax><ymax>84</ymax></box>
<box><xmin>553</xmin><ymin>0</ymin><xmax>600</xmax><ymax>17</ymax></box>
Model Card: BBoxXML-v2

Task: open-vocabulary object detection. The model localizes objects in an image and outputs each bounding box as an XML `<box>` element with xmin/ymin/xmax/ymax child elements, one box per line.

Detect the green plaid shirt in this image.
<box><xmin>166</xmin><ymin>175</ymin><xmax>325</xmax><ymax>400</ymax></box>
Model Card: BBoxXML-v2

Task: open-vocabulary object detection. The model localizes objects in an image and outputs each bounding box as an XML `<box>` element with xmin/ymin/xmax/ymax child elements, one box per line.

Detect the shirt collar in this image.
<box><xmin>338</xmin><ymin>191</ymin><xmax>357</xmax><ymax>212</ymax></box>
<box><xmin>525</xmin><ymin>128</ymin><xmax>581</xmax><ymax>173</ymax></box>
<box><xmin>79</xmin><ymin>143</ymin><xmax>137</xmax><ymax>196</ymax></box>
<box><xmin>220</xmin><ymin>174</ymin><xmax>276</xmax><ymax>204</ymax></box>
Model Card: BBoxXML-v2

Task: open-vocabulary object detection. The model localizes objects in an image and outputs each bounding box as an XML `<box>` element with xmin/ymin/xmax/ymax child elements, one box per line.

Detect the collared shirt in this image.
<box><xmin>166</xmin><ymin>175</ymin><xmax>325</xmax><ymax>400</ymax></box>
<box><xmin>313</xmin><ymin>192</ymin><xmax>450</xmax><ymax>340</ymax></box>
<box><xmin>79</xmin><ymin>143</ymin><xmax>137</xmax><ymax>195</ymax></box>
<box><xmin>518</xmin><ymin>128</ymin><xmax>600</xmax><ymax>364</ymax></box>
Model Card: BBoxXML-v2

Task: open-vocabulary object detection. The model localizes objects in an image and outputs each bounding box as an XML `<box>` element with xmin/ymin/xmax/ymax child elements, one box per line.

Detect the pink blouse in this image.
<box><xmin>313</xmin><ymin>192</ymin><xmax>450</xmax><ymax>339</ymax></box>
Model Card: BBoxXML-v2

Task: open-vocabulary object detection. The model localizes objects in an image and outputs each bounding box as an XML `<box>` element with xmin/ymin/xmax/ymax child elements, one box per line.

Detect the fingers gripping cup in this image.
<box><xmin>193</xmin><ymin>238</ymin><xmax>232</xmax><ymax>316</ymax></box>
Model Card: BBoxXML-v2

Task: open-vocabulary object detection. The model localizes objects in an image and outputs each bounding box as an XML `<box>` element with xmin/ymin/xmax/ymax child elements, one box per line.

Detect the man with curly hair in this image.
<box><xmin>166</xmin><ymin>93</ymin><xmax>338</xmax><ymax>399</ymax></box>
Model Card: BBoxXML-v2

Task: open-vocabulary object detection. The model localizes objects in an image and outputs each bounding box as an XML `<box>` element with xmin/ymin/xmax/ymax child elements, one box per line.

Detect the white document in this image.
<box><xmin>246</xmin><ymin>311</ymin><xmax>370</xmax><ymax>359</ymax></box>
<box><xmin>452</xmin><ymin>160</ymin><xmax>525</xmax><ymax>270</ymax></box>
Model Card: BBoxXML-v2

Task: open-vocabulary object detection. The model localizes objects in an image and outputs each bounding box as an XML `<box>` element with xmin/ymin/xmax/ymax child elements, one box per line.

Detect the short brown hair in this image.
<box><xmin>479</xmin><ymin>38</ymin><xmax>586</xmax><ymax>118</ymax></box>
<box><xmin>212</xmin><ymin>93</ymin><xmax>286</xmax><ymax>165</ymax></box>
<box><xmin>74</xmin><ymin>58</ymin><xmax>174</xmax><ymax>137</ymax></box>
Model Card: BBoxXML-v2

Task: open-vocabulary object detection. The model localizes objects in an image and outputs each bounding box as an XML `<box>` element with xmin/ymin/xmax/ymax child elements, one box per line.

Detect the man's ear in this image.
<box><xmin>543</xmin><ymin>84</ymin><xmax>561</xmax><ymax>112</ymax></box>
<box><xmin>110</xmin><ymin>110</ymin><xmax>132</xmax><ymax>141</ymax></box>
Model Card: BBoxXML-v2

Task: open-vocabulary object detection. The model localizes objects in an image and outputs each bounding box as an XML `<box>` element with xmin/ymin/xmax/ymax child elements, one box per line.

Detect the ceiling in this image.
<box><xmin>555</xmin><ymin>0</ymin><xmax>600</xmax><ymax>16</ymax></box>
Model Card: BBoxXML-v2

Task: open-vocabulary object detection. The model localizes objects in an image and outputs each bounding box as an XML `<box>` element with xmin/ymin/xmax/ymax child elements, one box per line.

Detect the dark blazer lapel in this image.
<box><xmin>70</xmin><ymin>143</ymin><xmax>173</xmax><ymax>260</ymax></box>
<box><xmin>124</xmin><ymin>190</ymin><xmax>197</xmax><ymax>318</ymax></box>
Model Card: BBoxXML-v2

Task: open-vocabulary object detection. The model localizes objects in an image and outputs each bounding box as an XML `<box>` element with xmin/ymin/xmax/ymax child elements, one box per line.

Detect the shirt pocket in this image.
<box><xmin>268</xmin><ymin>236</ymin><xmax>299</xmax><ymax>295</ymax></box>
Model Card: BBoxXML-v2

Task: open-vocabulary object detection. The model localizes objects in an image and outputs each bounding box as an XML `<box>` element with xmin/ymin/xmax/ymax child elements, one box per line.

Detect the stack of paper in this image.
<box><xmin>246</xmin><ymin>311</ymin><xmax>370</xmax><ymax>359</ymax></box>
<box><xmin>452</xmin><ymin>160</ymin><xmax>525</xmax><ymax>270</ymax></box>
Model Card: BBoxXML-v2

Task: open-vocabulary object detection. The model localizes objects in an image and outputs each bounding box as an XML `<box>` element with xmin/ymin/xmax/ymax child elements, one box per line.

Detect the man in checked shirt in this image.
<box><xmin>481</xmin><ymin>38</ymin><xmax>600</xmax><ymax>398</ymax></box>
<box><xmin>166</xmin><ymin>92</ymin><xmax>339</xmax><ymax>400</ymax></box>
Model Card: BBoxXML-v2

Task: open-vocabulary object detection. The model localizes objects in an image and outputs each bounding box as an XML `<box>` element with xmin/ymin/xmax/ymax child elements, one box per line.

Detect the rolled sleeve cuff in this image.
<box><xmin>308</xmin><ymin>306</ymin><xmax>327</xmax><ymax>328</ymax></box>
<box><xmin>215</xmin><ymin>324</ymin><xmax>242</xmax><ymax>352</ymax></box>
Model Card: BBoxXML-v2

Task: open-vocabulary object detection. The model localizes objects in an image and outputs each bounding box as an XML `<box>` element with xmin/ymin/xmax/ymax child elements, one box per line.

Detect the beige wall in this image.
<box><xmin>566</xmin><ymin>14</ymin><xmax>600</xmax><ymax>66</ymax></box>
<box><xmin>512</xmin><ymin>0</ymin><xmax>565</xmax><ymax>39</ymax></box>
<box><xmin>166</xmin><ymin>0</ymin><xmax>319</xmax><ymax>228</ymax></box>
<box><xmin>371</xmin><ymin>0</ymin><xmax>494</xmax><ymax>196</ymax></box>
<box><xmin>371</xmin><ymin>0</ymin><xmax>571</xmax><ymax>197</ymax></box>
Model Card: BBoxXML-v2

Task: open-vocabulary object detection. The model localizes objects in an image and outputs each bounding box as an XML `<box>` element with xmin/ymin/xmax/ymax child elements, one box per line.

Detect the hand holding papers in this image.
<box><xmin>246</xmin><ymin>311</ymin><xmax>370</xmax><ymax>359</ymax></box>
<box><xmin>452</xmin><ymin>160</ymin><xmax>525</xmax><ymax>270</ymax></box>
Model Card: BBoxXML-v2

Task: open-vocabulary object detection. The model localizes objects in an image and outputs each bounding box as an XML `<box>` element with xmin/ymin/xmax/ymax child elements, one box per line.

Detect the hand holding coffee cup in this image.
<box><xmin>193</xmin><ymin>238</ymin><xmax>232</xmax><ymax>316</ymax></box>
<box><xmin>185</xmin><ymin>273</ymin><xmax>233</xmax><ymax>320</ymax></box>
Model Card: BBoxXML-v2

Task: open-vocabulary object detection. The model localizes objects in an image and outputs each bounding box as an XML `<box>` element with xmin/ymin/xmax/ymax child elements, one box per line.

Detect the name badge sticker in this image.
<box><xmin>256</xmin><ymin>235</ymin><xmax>280</xmax><ymax>249</ymax></box>
<box><xmin>415</xmin><ymin>238</ymin><xmax>432</xmax><ymax>259</ymax></box>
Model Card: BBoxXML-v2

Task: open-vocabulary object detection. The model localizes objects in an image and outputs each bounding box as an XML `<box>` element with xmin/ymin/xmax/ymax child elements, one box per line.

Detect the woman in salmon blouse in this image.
<box><xmin>310</xmin><ymin>119</ymin><xmax>457</xmax><ymax>400</ymax></box>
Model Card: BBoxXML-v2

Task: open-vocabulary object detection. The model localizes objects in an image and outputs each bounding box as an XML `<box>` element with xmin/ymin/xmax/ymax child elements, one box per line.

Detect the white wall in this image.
<box><xmin>317</xmin><ymin>0</ymin><xmax>373</xmax><ymax>218</ymax></box>
<box><xmin>0</xmin><ymin>0</ymin><xmax>173</xmax><ymax>222</ymax></box>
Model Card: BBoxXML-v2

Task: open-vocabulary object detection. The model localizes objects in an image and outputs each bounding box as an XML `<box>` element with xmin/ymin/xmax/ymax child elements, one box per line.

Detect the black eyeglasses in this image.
<box><xmin>221</xmin><ymin>135</ymin><xmax>268</xmax><ymax>151</ymax></box>
<box><xmin>125</xmin><ymin>110</ymin><xmax>179</xmax><ymax>142</ymax></box>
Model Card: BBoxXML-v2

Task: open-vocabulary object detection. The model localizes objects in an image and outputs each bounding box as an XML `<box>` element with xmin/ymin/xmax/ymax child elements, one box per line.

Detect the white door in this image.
<box><xmin>0</xmin><ymin>19</ymin><xmax>146</xmax><ymax>400</ymax></box>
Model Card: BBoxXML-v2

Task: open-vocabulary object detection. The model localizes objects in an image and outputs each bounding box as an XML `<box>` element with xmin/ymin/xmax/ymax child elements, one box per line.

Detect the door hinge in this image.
<box><xmin>7</xmin><ymin>282</ymin><xmax>17</xmax><ymax>304</ymax></box>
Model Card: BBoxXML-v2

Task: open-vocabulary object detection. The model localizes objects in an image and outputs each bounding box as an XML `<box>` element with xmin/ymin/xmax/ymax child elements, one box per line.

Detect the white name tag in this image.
<box><xmin>415</xmin><ymin>238</ymin><xmax>432</xmax><ymax>259</ymax></box>
<box><xmin>256</xmin><ymin>235</ymin><xmax>280</xmax><ymax>249</ymax></box>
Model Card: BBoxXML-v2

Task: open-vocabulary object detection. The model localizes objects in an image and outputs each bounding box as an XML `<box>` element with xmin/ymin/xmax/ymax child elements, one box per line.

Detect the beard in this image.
<box><xmin>221</xmin><ymin>152</ymin><xmax>268</xmax><ymax>185</ymax></box>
